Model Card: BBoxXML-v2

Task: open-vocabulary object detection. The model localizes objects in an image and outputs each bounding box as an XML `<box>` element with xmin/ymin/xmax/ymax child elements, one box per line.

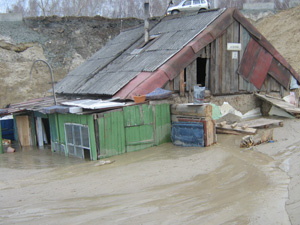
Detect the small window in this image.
<box><xmin>65</xmin><ymin>123</ymin><xmax>91</xmax><ymax>160</ymax></box>
<box><xmin>194</xmin><ymin>0</ymin><xmax>200</xmax><ymax>4</ymax></box>
<box><xmin>183</xmin><ymin>0</ymin><xmax>192</xmax><ymax>6</ymax></box>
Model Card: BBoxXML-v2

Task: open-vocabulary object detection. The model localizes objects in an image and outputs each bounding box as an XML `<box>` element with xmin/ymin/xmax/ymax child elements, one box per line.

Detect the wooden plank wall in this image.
<box><xmin>210</xmin><ymin>22</ymin><xmax>283</xmax><ymax>95</ymax></box>
<box><xmin>165</xmin><ymin>19</ymin><xmax>284</xmax><ymax>97</ymax></box>
<box><xmin>210</xmin><ymin>21</ymin><xmax>241</xmax><ymax>94</ymax></box>
<box><xmin>15</xmin><ymin>115</ymin><xmax>32</xmax><ymax>147</ymax></box>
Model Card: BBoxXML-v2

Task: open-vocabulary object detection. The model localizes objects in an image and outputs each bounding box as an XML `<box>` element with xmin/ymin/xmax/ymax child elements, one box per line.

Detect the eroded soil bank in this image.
<box><xmin>0</xmin><ymin>118</ymin><xmax>299</xmax><ymax>224</ymax></box>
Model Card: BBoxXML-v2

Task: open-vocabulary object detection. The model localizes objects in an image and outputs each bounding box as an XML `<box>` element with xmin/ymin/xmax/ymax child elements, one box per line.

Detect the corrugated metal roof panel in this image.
<box><xmin>0</xmin><ymin>96</ymin><xmax>69</xmax><ymax>116</ymax></box>
<box><xmin>150</xmin><ymin>10</ymin><xmax>224</xmax><ymax>34</ymax></box>
<box><xmin>77</xmin><ymin>71</ymin><xmax>139</xmax><ymax>95</ymax></box>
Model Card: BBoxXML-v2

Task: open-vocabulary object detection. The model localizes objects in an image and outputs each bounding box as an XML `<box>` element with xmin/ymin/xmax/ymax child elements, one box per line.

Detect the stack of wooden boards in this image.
<box><xmin>171</xmin><ymin>104</ymin><xmax>216</xmax><ymax>147</ymax></box>
<box><xmin>216</xmin><ymin>118</ymin><xmax>283</xmax><ymax>135</ymax></box>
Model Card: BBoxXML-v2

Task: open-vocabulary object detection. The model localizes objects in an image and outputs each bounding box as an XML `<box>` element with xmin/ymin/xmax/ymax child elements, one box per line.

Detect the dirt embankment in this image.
<box><xmin>253</xmin><ymin>6</ymin><xmax>300</xmax><ymax>75</ymax></box>
<box><xmin>0</xmin><ymin>16</ymin><xmax>142</xmax><ymax>107</ymax></box>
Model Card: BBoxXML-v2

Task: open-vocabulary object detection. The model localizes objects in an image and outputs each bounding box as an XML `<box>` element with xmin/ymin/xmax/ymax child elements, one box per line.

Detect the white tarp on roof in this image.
<box><xmin>62</xmin><ymin>99</ymin><xmax>125</xmax><ymax>110</ymax></box>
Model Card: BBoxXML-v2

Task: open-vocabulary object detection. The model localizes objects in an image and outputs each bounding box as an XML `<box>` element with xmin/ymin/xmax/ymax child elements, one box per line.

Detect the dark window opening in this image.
<box><xmin>197</xmin><ymin>58</ymin><xmax>207</xmax><ymax>87</ymax></box>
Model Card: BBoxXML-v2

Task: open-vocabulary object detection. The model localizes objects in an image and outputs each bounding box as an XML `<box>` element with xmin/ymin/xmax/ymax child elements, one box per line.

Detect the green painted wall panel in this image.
<box><xmin>142</xmin><ymin>104</ymin><xmax>154</xmax><ymax>125</ymax></box>
<box><xmin>123</xmin><ymin>105</ymin><xmax>141</xmax><ymax>126</ymax></box>
<box><xmin>125</xmin><ymin>124</ymin><xmax>154</xmax><ymax>152</ymax></box>
<box><xmin>98</xmin><ymin>111</ymin><xmax>126</xmax><ymax>158</ymax></box>
<box><xmin>49</xmin><ymin>103</ymin><xmax>170</xmax><ymax>160</ymax></box>
<box><xmin>124</xmin><ymin>104</ymin><xmax>155</xmax><ymax>152</ymax></box>
<box><xmin>154</xmin><ymin>104</ymin><xmax>171</xmax><ymax>145</ymax></box>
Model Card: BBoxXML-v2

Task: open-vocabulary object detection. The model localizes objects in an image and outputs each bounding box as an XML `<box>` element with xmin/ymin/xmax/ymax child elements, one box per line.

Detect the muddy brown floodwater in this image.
<box><xmin>1</xmin><ymin>118</ymin><xmax>300</xmax><ymax>225</ymax></box>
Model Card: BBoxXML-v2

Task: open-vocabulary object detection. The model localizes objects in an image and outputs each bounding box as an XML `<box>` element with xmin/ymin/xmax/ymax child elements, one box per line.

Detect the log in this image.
<box><xmin>171</xmin><ymin>104</ymin><xmax>212</xmax><ymax>117</ymax></box>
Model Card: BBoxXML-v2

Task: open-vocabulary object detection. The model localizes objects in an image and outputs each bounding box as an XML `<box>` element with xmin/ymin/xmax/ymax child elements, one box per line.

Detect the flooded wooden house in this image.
<box><xmin>1</xmin><ymin>8</ymin><xmax>299</xmax><ymax>159</ymax></box>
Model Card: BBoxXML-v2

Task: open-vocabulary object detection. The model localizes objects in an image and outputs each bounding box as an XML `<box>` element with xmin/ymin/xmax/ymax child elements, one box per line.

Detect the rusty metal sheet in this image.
<box><xmin>160</xmin><ymin>46</ymin><xmax>197</xmax><ymax>80</ymax></box>
<box><xmin>114</xmin><ymin>72</ymin><xmax>153</xmax><ymax>99</ymax></box>
<box><xmin>189</xmin><ymin>32</ymin><xmax>214</xmax><ymax>53</ymax></box>
<box><xmin>268</xmin><ymin>58</ymin><xmax>291</xmax><ymax>90</ymax></box>
<box><xmin>238</xmin><ymin>38</ymin><xmax>261</xmax><ymax>79</ymax></box>
<box><xmin>238</xmin><ymin>38</ymin><xmax>273</xmax><ymax>89</ymax></box>
<box><xmin>233</xmin><ymin>9</ymin><xmax>300</xmax><ymax>84</ymax></box>
<box><xmin>114</xmin><ymin>70</ymin><xmax>169</xmax><ymax>99</ymax></box>
<box><xmin>248</xmin><ymin>47</ymin><xmax>273</xmax><ymax>89</ymax></box>
<box><xmin>0</xmin><ymin>96</ymin><xmax>69</xmax><ymax>116</ymax></box>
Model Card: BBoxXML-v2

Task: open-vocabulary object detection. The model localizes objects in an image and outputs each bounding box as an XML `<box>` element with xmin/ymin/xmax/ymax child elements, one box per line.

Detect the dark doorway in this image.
<box><xmin>42</xmin><ymin>118</ymin><xmax>51</xmax><ymax>145</ymax></box>
<box><xmin>197</xmin><ymin>58</ymin><xmax>207</xmax><ymax>87</ymax></box>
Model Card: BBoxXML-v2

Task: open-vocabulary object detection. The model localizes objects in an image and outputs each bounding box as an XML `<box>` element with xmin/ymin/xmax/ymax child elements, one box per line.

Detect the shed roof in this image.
<box><xmin>55</xmin><ymin>9</ymin><xmax>225</xmax><ymax>96</ymax></box>
<box><xmin>55</xmin><ymin>8</ymin><xmax>300</xmax><ymax>100</ymax></box>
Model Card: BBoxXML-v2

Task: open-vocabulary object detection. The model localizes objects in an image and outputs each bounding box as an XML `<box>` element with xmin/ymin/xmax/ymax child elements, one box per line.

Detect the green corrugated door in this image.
<box><xmin>154</xmin><ymin>104</ymin><xmax>171</xmax><ymax>145</ymax></box>
<box><xmin>124</xmin><ymin>104</ymin><xmax>154</xmax><ymax>152</ymax></box>
<box><xmin>98</xmin><ymin>110</ymin><xmax>126</xmax><ymax>158</ymax></box>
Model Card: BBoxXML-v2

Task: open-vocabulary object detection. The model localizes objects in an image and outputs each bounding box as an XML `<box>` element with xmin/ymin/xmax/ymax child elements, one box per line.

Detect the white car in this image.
<box><xmin>167</xmin><ymin>0</ymin><xmax>210</xmax><ymax>15</ymax></box>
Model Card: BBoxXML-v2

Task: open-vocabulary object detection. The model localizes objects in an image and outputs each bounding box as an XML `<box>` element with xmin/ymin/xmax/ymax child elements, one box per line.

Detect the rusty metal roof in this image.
<box><xmin>0</xmin><ymin>96</ymin><xmax>69</xmax><ymax>116</ymax></box>
<box><xmin>55</xmin><ymin>9</ymin><xmax>225</xmax><ymax>96</ymax></box>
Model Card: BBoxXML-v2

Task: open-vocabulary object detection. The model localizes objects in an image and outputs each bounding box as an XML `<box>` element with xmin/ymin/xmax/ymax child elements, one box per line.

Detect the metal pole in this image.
<box><xmin>30</xmin><ymin>59</ymin><xmax>57</xmax><ymax>105</ymax></box>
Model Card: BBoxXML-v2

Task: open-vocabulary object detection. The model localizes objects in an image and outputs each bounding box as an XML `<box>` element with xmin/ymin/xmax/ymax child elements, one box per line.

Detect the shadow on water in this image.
<box><xmin>0</xmin><ymin>143</ymin><xmax>84</xmax><ymax>170</ymax></box>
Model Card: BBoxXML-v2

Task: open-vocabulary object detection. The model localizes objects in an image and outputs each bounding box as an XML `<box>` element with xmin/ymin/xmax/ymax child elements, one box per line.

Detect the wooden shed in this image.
<box><xmin>55</xmin><ymin>8</ymin><xmax>299</xmax><ymax>103</ymax></box>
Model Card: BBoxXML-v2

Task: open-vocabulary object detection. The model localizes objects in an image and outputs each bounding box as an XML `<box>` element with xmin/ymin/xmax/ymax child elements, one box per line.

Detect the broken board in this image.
<box><xmin>216</xmin><ymin>123</ymin><xmax>257</xmax><ymax>135</ymax></box>
<box><xmin>255</xmin><ymin>94</ymin><xmax>300</xmax><ymax>117</ymax></box>
<box><xmin>237</xmin><ymin>118</ymin><xmax>283</xmax><ymax>129</ymax></box>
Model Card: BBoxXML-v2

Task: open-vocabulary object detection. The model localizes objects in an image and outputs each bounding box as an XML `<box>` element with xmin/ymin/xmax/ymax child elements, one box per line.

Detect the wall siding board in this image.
<box><xmin>154</xmin><ymin>104</ymin><xmax>171</xmax><ymax>145</ymax></box>
<box><xmin>210</xmin><ymin>40</ymin><xmax>217</xmax><ymax>93</ymax></box>
<box><xmin>232</xmin><ymin>20</ymin><xmax>240</xmax><ymax>92</ymax></box>
<box><xmin>186</xmin><ymin>60</ymin><xmax>197</xmax><ymax>92</ymax></box>
<box><xmin>239</xmin><ymin>25</ymin><xmax>251</xmax><ymax>91</ymax></box>
<box><xmin>220</xmin><ymin>32</ymin><xmax>227</xmax><ymax>93</ymax></box>
<box><xmin>216</xmin><ymin>37</ymin><xmax>222</xmax><ymax>94</ymax></box>
<box><xmin>225</xmin><ymin>28</ymin><xmax>231</xmax><ymax>93</ymax></box>
<box><xmin>124</xmin><ymin>104</ymin><xmax>154</xmax><ymax>152</ymax></box>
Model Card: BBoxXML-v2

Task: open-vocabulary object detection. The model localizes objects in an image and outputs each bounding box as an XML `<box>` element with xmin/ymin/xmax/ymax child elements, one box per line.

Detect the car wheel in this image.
<box><xmin>171</xmin><ymin>10</ymin><xmax>179</xmax><ymax>15</ymax></box>
<box><xmin>198</xmin><ymin>8</ymin><xmax>207</xmax><ymax>13</ymax></box>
